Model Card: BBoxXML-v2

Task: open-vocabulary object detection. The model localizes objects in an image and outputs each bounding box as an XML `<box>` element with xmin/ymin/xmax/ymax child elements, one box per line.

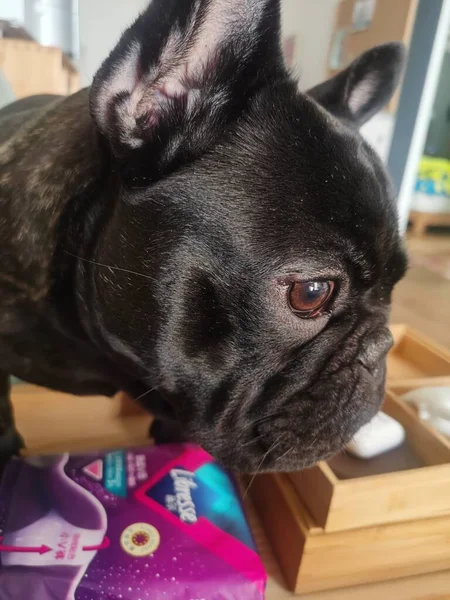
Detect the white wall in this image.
<box><xmin>0</xmin><ymin>0</ymin><xmax>25</xmax><ymax>23</ymax></box>
<box><xmin>24</xmin><ymin>0</ymin><xmax>74</xmax><ymax>57</ymax></box>
<box><xmin>78</xmin><ymin>0</ymin><xmax>148</xmax><ymax>86</ymax></box>
<box><xmin>281</xmin><ymin>0</ymin><xmax>340</xmax><ymax>91</ymax></box>
<box><xmin>360</xmin><ymin>112</ymin><xmax>395</xmax><ymax>164</ymax></box>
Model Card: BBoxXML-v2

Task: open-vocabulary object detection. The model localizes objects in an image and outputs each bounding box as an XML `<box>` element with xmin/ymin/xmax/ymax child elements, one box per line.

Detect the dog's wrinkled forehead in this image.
<box><xmin>148</xmin><ymin>86</ymin><xmax>404</xmax><ymax>279</ymax></box>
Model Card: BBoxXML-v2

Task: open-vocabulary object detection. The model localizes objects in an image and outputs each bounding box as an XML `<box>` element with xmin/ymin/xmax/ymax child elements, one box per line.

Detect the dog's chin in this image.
<box><xmin>189</xmin><ymin>366</ymin><xmax>386</xmax><ymax>473</ymax></box>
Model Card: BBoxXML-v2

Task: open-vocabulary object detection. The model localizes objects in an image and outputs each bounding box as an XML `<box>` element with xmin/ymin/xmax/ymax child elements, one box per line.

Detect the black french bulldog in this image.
<box><xmin>0</xmin><ymin>0</ymin><xmax>407</xmax><ymax>473</ymax></box>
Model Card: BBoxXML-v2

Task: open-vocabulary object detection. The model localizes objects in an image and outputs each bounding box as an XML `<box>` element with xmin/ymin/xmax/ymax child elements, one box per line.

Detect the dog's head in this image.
<box><xmin>88</xmin><ymin>0</ymin><xmax>407</xmax><ymax>471</ymax></box>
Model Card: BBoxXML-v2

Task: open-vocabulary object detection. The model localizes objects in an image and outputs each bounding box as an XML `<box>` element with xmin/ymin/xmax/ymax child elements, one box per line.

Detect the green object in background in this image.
<box><xmin>415</xmin><ymin>156</ymin><xmax>450</xmax><ymax>198</ymax></box>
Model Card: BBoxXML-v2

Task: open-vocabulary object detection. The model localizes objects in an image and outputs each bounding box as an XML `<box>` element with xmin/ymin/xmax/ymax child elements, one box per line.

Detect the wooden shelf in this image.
<box><xmin>409</xmin><ymin>210</ymin><xmax>450</xmax><ymax>237</ymax></box>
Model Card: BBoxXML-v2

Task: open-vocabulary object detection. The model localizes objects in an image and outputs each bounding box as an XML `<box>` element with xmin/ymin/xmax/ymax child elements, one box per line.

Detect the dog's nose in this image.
<box><xmin>358</xmin><ymin>328</ymin><xmax>393</xmax><ymax>371</ymax></box>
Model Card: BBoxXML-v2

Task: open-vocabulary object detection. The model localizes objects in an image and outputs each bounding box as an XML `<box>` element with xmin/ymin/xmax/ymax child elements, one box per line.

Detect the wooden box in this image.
<box><xmin>255</xmin><ymin>319</ymin><xmax>450</xmax><ymax>595</ymax></box>
<box><xmin>388</xmin><ymin>324</ymin><xmax>450</xmax><ymax>387</ymax></box>
<box><xmin>251</xmin><ymin>472</ymin><xmax>450</xmax><ymax>595</ymax></box>
<box><xmin>387</xmin><ymin>381</ymin><xmax>450</xmax><ymax>451</ymax></box>
<box><xmin>289</xmin><ymin>392</ymin><xmax>450</xmax><ymax>532</ymax></box>
<box><xmin>12</xmin><ymin>385</ymin><xmax>152</xmax><ymax>456</ymax></box>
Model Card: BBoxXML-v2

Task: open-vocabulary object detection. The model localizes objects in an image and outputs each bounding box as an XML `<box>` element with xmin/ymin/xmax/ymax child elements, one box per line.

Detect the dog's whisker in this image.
<box><xmin>240</xmin><ymin>433</ymin><xmax>265</xmax><ymax>448</ymax></box>
<box><xmin>236</xmin><ymin>411</ymin><xmax>283</xmax><ymax>441</ymax></box>
<box><xmin>277</xmin><ymin>446</ymin><xmax>294</xmax><ymax>465</ymax></box>
<box><xmin>138</xmin><ymin>372</ymin><xmax>158</xmax><ymax>385</ymax></box>
<box><xmin>64</xmin><ymin>251</ymin><xmax>155</xmax><ymax>281</ymax></box>
<box><xmin>134</xmin><ymin>387</ymin><xmax>157</xmax><ymax>403</ymax></box>
<box><xmin>243</xmin><ymin>436</ymin><xmax>283</xmax><ymax>500</ymax></box>
<box><xmin>304</xmin><ymin>436</ymin><xmax>318</xmax><ymax>453</ymax></box>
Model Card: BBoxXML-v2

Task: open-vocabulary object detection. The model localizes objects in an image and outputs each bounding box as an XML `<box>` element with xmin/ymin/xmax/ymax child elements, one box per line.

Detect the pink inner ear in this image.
<box><xmin>348</xmin><ymin>73</ymin><xmax>379</xmax><ymax>115</ymax></box>
<box><xmin>133</xmin><ymin>77</ymin><xmax>192</xmax><ymax>128</ymax></box>
<box><xmin>139</xmin><ymin>80</ymin><xmax>191</xmax><ymax>128</ymax></box>
<box><xmin>185</xmin><ymin>0</ymin><xmax>264</xmax><ymax>78</ymax></box>
<box><xmin>131</xmin><ymin>0</ymin><xmax>265</xmax><ymax>119</ymax></box>
<box><xmin>95</xmin><ymin>0</ymin><xmax>267</xmax><ymax>146</ymax></box>
<box><xmin>93</xmin><ymin>41</ymin><xmax>142</xmax><ymax>133</ymax></box>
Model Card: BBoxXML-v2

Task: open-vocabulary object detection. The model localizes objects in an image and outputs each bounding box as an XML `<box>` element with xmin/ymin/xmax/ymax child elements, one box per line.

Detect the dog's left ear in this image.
<box><xmin>90</xmin><ymin>0</ymin><xmax>283</xmax><ymax>181</ymax></box>
<box><xmin>307</xmin><ymin>43</ymin><xmax>405</xmax><ymax>127</ymax></box>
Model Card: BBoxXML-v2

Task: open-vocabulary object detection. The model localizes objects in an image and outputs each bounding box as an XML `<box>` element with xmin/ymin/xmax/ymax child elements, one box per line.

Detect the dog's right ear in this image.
<box><xmin>90</xmin><ymin>0</ymin><xmax>283</xmax><ymax>182</ymax></box>
<box><xmin>307</xmin><ymin>43</ymin><xmax>405</xmax><ymax>127</ymax></box>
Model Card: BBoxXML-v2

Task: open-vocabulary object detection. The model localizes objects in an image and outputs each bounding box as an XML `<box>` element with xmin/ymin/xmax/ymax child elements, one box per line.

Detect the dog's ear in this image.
<box><xmin>90</xmin><ymin>0</ymin><xmax>283</xmax><ymax>181</ymax></box>
<box><xmin>307</xmin><ymin>43</ymin><xmax>405</xmax><ymax>127</ymax></box>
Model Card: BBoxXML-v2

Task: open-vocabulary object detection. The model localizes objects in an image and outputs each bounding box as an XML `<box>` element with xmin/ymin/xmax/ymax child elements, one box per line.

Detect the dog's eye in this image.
<box><xmin>288</xmin><ymin>281</ymin><xmax>334</xmax><ymax>317</ymax></box>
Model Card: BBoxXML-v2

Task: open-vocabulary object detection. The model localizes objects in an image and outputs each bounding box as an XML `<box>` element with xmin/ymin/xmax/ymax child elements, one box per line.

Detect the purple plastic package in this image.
<box><xmin>0</xmin><ymin>444</ymin><xmax>266</xmax><ymax>600</ymax></box>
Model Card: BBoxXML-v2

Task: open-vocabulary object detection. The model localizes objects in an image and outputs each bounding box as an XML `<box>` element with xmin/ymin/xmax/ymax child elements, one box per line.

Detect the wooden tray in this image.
<box><xmin>289</xmin><ymin>391</ymin><xmax>450</xmax><ymax>532</ymax></box>
<box><xmin>387</xmin><ymin>382</ymin><xmax>450</xmax><ymax>450</ymax></box>
<box><xmin>388</xmin><ymin>324</ymin><xmax>450</xmax><ymax>387</ymax></box>
<box><xmin>250</xmin><ymin>472</ymin><xmax>450</xmax><ymax>595</ymax></box>
<box><xmin>12</xmin><ymin>385</ymin><xmax>152</xmax><ymax>456</ymax></box>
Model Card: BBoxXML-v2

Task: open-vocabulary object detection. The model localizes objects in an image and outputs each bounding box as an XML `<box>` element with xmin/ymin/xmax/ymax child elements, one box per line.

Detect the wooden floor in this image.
<box><xmin>391</xmin><ymin>234</ymin><xmax>450</xmax><ymax>348</ymax></box>
<box><xmin>10</xmin><ymin>233</ymin><xmax>450</xmax><ymax>600</ymax></box>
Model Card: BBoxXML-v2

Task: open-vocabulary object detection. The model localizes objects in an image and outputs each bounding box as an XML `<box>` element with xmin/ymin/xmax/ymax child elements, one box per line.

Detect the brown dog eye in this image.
<box><xmin>288</xmin><ymin>281</ymin><xmax>334</xmax><ymax>317</ymax></box>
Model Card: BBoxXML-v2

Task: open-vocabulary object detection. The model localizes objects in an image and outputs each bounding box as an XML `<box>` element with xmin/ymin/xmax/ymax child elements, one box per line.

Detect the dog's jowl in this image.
<box><xmin>0</xmin><ymin>0</ymin><xmax>407</xmax><ymax>472</ymax></box>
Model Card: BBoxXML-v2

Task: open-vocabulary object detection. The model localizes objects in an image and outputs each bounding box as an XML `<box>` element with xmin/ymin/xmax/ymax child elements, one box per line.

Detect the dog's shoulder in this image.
<box><xmin>0</xmin><ymin>95</ymin><xmax>63</xmax><ymax>145</ymax></box>
<box><xmin>0</xmin><ymin>89</ymin><xmax>99</xmax><ymax>308</ymax></box>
